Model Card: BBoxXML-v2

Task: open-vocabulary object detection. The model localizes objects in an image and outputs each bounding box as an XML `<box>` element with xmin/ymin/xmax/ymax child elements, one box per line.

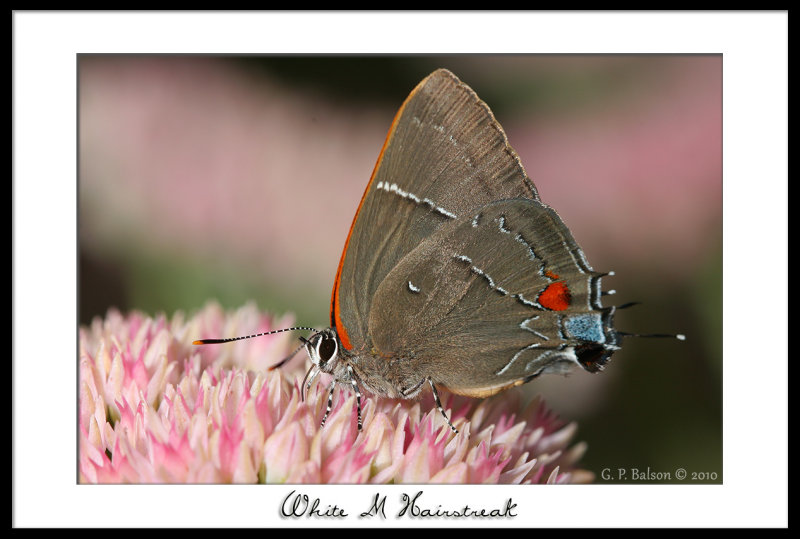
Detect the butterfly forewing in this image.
<box><xmin>333</xmin><ymin>69</ymin><xmax>538</xmax><ymax>352</ymax></box>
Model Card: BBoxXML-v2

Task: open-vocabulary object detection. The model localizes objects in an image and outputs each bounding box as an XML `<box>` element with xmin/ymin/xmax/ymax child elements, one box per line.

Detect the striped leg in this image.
<box><xmin>320</xmin><ymin>381</ymin><xmax>336</xmax><ymax>428</ymax></box>
<box><xmin>301</xmin><ymin>365</ymin><xmax>320</xmax><ymax>402</ymax></box>
<box><xmin>347</xmin><ymin>366</ymin><xmax>363</xmax><ymax>431</ymax></box>
<box><xmin>428</xmin><ymin>378</ymin><xmax>458</xmax><ymax>434</ymax></box>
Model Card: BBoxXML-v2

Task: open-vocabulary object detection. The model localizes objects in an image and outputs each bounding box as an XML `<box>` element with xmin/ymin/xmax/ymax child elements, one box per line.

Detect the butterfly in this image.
<box><xmin>195</xmin><ymin>68</ymin><xmax>682</xmax><ymax>432</ymax></box>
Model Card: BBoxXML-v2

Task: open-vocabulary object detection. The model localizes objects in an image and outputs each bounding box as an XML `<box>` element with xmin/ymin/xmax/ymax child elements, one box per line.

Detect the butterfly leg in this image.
<box><xmin>428</xmin><ymin>378</ymin><xmax>459</xmax><ymax>434</ymax></box>
<box><xmin>320</xmin><ymin>380</ymin><xmax>336</xmax><ymax>428</ymax></box>
<box><xmin>400</xmin><ymin>377</ymin><xmax>426</xmax><ymax>398</ymax></box>
<box><xmin>301</xmin><ymin>365</ymin><xmax>320</xmax><ymax>402</ymax></box>
<box><xmin>347</xmin><ymin>365</ymin><xmax>363</xmax><ymax>431</ymax></box>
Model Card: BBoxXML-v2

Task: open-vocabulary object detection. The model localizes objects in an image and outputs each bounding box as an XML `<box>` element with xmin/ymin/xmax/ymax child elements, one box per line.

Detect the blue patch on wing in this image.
<box><xmin>564</xmin><ymin>313</ymin><xmax>605</xmax><ymax>344</ymax></box>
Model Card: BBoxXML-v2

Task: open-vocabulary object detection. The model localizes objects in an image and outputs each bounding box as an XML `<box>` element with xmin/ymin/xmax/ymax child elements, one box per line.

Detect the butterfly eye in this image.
<box><xmin>316</xmin><ymin>333</ymin><xmax>338</xmax><ymax>365</ymax></box>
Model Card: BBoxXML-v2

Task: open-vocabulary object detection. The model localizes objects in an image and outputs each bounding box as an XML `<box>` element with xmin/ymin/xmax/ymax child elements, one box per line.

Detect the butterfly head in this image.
<box><xmin>302</xmin><ymin>328</ymin><xmax>342</xmax><ymax>375</ymax></box>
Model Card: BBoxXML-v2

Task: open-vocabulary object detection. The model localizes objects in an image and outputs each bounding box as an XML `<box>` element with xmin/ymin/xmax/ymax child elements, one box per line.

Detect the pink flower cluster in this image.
<box><xmin>79</xmin><ymin>303</ymin><xmax>594</xmax><ymax>484</ymax></box>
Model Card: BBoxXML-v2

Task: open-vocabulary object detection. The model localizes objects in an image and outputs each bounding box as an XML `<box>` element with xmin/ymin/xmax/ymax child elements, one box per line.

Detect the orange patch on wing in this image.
<box><xmin>538</xmin><ymin>281</ymin><xmax>571</xmax><ymax>311</ymax></box>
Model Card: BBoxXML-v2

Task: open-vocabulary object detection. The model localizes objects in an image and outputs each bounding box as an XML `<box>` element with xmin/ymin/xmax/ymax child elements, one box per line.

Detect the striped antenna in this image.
<box><xmin>192</xmin><ymin>326</ymin><xmax>319</xmax><ymax>346</ymax></box>
<box><xmin>268</xmin><ymin>339</ymin><xmax>310</xmax><ymax>371</ymax></box>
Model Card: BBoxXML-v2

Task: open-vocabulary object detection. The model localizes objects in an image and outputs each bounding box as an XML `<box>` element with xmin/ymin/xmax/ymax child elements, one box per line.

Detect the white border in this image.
<box><xmin>13</xmin><ymin>11</ymin><xmax>787</xmax><ymax>528</ymax></box>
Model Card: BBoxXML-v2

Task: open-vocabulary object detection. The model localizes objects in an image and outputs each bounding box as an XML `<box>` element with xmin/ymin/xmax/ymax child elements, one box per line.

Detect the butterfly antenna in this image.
<box><xmin>194</xmin><ymin>326</ymin><xmax>321</xmax><ymax>371</ymax></box>
<box><xmin>192</xmin><ymin>325</ymin><xmax>318</xmax><ymax>346</ymax></box>
<box><xmin>268</xmin><ymin>339</ymin><xmax>309</xmax><ymax>371</ymax></box>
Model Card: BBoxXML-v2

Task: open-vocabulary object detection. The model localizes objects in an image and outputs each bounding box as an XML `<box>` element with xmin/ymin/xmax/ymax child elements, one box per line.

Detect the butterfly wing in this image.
<box><xmin>332</xmin><ymin>69</ymin><xmax>538</xmax><ymax>352</ymax></box>
<box><xmin>367</xmin><ymin>198</ymin><xmax>610</xmax><ymax>397</ymax></box>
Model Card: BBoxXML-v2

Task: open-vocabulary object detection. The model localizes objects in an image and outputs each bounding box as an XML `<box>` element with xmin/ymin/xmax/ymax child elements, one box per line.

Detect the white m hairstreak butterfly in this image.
<box><xmin>195</xmin><ymin>68</ymin><xmax>683</xmax><ymax>433</ymax></box>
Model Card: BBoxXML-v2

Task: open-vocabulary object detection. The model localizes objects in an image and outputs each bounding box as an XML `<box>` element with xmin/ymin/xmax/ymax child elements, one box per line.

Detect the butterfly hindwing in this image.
<box><xmin>367</xmin><ymin>198</ymin><xmax>605</xmax><ymax>397</ymax></box>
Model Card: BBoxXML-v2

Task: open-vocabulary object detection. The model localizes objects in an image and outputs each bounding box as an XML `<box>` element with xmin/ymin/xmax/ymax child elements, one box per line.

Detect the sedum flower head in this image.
<box><xmin>79</xmin><ymin>302</ymin><xmax>595</xmax><ymax>484</ymax></box>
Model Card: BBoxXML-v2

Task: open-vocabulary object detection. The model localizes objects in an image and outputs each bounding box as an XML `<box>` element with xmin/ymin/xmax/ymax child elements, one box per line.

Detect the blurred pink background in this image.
<box><xmin>78</xmin><ymin>55</ymin><xmax>722</xmax><ymax>481</ymax></box>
